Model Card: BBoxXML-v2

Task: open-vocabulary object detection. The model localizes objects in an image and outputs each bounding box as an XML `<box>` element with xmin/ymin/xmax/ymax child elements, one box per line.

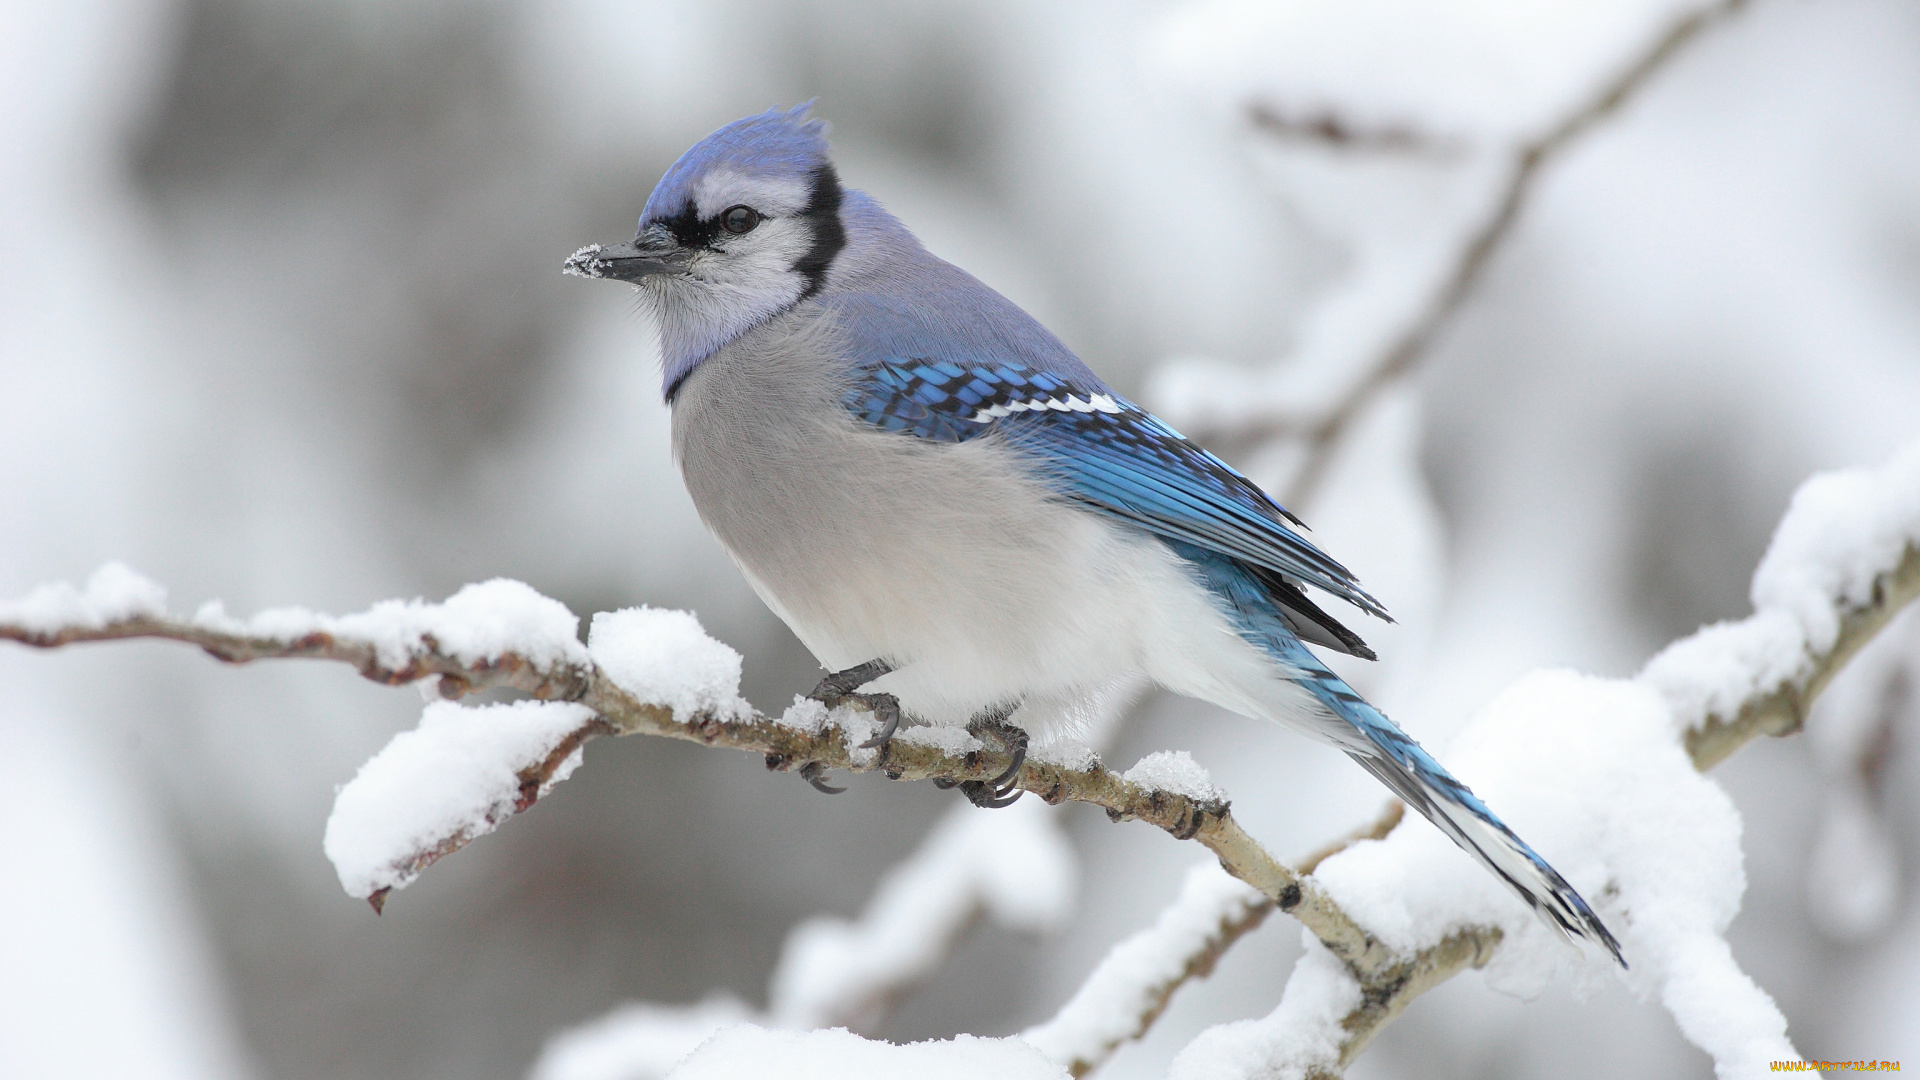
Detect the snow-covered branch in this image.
<box><xmin>1157</xmin><ymin>441</ymin><xmax>1920</xmax><ymax>1079</ymax></box>
<box><xmin>6</xmin><ymin>436</ymin><xmax>1916</xmax><ymax>1080</ymax></box>
<box><xmin>1022</xmin><ymin>861</ymin><xmax>1269</xmax><ymax>1077</ymax></box>
<box><xmin>1022</xmin><ymin>803</ymin><xmax>1404</xmax><ymax>1079</ymax></box>
<box><xmin>0</xmin><ymin>572</ymin><xmax>1378</xmax><ymax>970</ymax></box>
<box><xmin>769</xmin><ymin>798</ymin><xmax>1076</xmax><ymax>1030</ymax></box>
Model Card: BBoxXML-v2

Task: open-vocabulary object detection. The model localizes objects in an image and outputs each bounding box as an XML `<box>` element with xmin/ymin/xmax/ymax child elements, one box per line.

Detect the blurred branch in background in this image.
<box><xmin>7</xmin><ymin>437</ymin><xmax>1918</xmax><ymax>1078</ymax></box>
<box><xmin>1160</xmin><ymin>0</ymin><xmax>1750</xmax><ymax>510</ymax></box>
<box><xmin>1021</xmin><ymin>807</ymin><xmax>1401</xmax><ymax>1078</ymax></box>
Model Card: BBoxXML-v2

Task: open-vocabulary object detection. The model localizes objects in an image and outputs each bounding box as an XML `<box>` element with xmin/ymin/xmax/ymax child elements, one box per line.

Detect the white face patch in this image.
<box><xmin>967</xmin><ymin>393</ymin><xmax>1125</xmax><ymax>425</ymax></box>
<box><xmin>639</xmin><ymin>165</ymin><xmax>838</xmax><ymax>388</ymax></box>
<box><xmin>642</xmin><ymin>210</ymin><xmax>816</xmax><ymax>375</ymax></box>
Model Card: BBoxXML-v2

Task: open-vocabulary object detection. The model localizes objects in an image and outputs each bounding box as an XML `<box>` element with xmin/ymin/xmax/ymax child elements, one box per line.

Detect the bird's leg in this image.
<box><xmin>957</xmin><ymin>704</ymin><xmax>1027</xmax><ymax>808</ymax></box>
<box><xmin>807</xmin><ymin>658</ymin><xmax>905</xmax><ymax>751</ymax></box>
<box><xmin>808</xmin><ymin>658</ymin><xmax>895</xmax><ymax>701</ymax></box>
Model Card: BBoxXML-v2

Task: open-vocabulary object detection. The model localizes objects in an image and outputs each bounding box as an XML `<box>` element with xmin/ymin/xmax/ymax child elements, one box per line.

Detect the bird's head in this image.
<box><xmin>566</xmin><ymin>103</ymin><xmax>847</xmax><ymax>398</ymax></box>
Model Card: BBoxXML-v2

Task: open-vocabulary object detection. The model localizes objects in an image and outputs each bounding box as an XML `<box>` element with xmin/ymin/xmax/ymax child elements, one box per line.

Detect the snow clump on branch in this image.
<box><xmin>588</xmin><ymin>607</ymin><xmax>751</xmax><ymax>722</ymax></box>
<box><xmin>324</xmin><ymin>699</ymin><xmax>598</xmax><ymax>901</ymax></box>
<box><xmin>0</xmin><ymin>561</ymin><xmax>167</xmax><ymax>632</ymax></box>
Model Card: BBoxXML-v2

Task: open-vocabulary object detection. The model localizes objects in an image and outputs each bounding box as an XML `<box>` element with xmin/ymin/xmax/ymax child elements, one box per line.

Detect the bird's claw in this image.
<box><xmin>957</xmin><ymin>707</ymin><xmax>1028</xmax><ymax>808</ymax></box>
<box><xmin>987</xmin><ymin>730</ymin><xmax>1027</xmax><ymax>789</ymax></box>
<box><xmin>959</xmin><ymin>779</ymin><xmax>1023</xmax><ymax>808</ymax></box>
<box><xmin>799</xmin><ymin>761</ymin><xmax>845</xmax><ymax>795</ymax></box>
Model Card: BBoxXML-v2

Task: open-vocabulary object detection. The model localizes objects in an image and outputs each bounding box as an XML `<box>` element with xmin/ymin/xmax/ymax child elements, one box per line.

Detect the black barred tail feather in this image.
<box><xmin>1175</xmin><ymin>543</ymin><xmax>1626</xmax><ymax>965</ymax></box>
<box><xmin>1289</xmin><ymin>646</ymin><xmax>1627</xmax><ymax>967</ymax></box>
<box><xmin>1343</xmin><ymin>746</ymin><xmax>1627</xmax><ymax>966</ymax></box>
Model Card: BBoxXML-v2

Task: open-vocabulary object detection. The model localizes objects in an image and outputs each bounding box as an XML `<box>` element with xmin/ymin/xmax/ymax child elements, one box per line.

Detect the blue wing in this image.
<box><xmin>844</xmin><ymin>358</ymin><xmax>1389</xmax><ymax>621</ymax></box>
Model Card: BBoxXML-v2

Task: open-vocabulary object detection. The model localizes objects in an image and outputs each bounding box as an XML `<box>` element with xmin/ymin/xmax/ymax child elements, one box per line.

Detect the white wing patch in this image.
<box><xmin>967</xmin><ymin>393</ymin><xmax>1125</xmax><ymax>424</ymax></box>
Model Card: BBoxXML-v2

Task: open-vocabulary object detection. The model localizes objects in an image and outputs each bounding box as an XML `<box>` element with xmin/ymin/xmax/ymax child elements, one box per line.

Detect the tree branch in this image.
<box><xmin>0</xmin><ymin>613</ymin><xmax>589</xmax><ymax>701</ymax></box>
<box><xmin>1289</xmin><ymin>541</ymin><xmax>1920</xmax><ymax>1077</ymax></box>
<box><xmin>1027</xmin><ymin>803</ymin><xmax>1405</xmax><ymax>1078</ymax></box>
<box><xmin>0</xmin><ymin>584</ymin><xmax>1391</xmax><ymax>976</ymax></box>
<box><xmin>1194</xmin><ymin>0</ymin><xmax>1748</xmax><ymax>511</ymax></box>
<box><xmin>1686</xmin><ymin>544</ymin><xmax>1920</xmax><ymax>770</ymax></box>
<box><xmin>13</xmin><ymin>549</ymin><xmax>1901</xmax><ymax>1076</ymax></box>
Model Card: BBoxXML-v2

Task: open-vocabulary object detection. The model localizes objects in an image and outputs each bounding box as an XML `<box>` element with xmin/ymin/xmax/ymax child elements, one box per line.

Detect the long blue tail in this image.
<box><xmin>1291</xmin><ymin>645</ymin><xmax>1625</xmax><ymax>966</ymax></box>
<box><xmin>1180</xmin><ymin>544</ymin><xmax>1626</xmax><ymax>966</ymax></box>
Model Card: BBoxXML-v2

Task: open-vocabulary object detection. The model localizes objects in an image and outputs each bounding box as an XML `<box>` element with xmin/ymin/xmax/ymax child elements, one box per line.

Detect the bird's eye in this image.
<box><xmin>721</xmin><ymin>205</ymin><xmax>760</xmax><ymax>235</ymax></box>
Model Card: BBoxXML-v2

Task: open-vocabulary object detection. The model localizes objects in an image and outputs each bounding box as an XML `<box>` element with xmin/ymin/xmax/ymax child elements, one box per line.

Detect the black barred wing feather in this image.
<box><xmin>844</xmin><ymin>359</ymin><xmax>1389</xmax><ymax>621</ymax></box>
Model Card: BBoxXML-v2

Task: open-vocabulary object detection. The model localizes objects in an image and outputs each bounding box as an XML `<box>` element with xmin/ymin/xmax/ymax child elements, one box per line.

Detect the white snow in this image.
<box><xmin>1122</xmin><ymin>750</ymin><xmax>1224</xmax><ymax>803</ymax></box>
<box><xmin>323</xmin><ymin>698</ymin><xmax>598</xmax><ymax>900</ymax></box>
<box><xmin>775</xmin><ymin>695</ymin><xmax>831</xmax><ymax>735</ymax></box>
<box><xmin>1642</xmin><ymin>439</ymin><xmax>1920</xmax><ymax>734</ymax></box>
<box><xmin>529</xmin><ymin>997</ymin><xmax>753</xmax><ymax>1080</ymax></box>
<box><xmin>587</xmin><ymin>607</ymin><xmax>750</xmax><ymax>723</ymax></box>
<box><xmin>0</xmin><ymin>562</ymin><xmax>168</xmax><ymax>633</ymax></box>
<box><xmin>194</xmin><ymin>578</ymin><xmax>590</xmax><ymax>674</ymax></box>
<box><xmin>1749</xmin><ymin>440</ymin><xmax>1920</xmax><ymax>651</ymax></box>
<box><xmin>1166</xmin><ymin>937</ymin><xmax>1360</xmax><ymax>1080</ymax></box>
<box><xmin>1024</xmin><ymin>861</ymin><xmax>1266</xmax><ymax>1068</ymax></box>
<box><xmin>768</xmin><ymin>798</ymin><xmax>1075</xmax><ymax>1029</ymax></box>
<box><xmin>1029</xmin><ymin>736</ymin><xmax>1098</xmax><ymax>772</ymax></box>
<box><xmin>663</xmin><ymin>1025</ymin><xmax>1069</xmax><ymax>1080</ymax></box>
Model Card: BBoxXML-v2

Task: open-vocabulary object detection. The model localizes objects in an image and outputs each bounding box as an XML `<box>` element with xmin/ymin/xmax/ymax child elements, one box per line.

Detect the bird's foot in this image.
<box><xmin>807</xmin><ymin>659</ymin><xmax>903</xmax><ymax>751</ymax></box>
<box><xmin>960</xmin><ymin>706</ymin><xmax>1027</xmax><ymax>808</ymax></box>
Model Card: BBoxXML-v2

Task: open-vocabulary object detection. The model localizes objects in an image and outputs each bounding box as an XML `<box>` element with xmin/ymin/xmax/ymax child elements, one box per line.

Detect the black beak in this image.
<box><xmin>562</xmin><ymin>238</ymin><xmax>688</xmax><ymax>282</ymax></box>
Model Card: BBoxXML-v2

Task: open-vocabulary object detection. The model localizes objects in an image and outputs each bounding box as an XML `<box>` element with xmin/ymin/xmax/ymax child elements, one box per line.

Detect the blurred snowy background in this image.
<box><xmin>3</xmin><ymin>0</ymin><xmax>1919</xmax><ymax>1077</ymax></box>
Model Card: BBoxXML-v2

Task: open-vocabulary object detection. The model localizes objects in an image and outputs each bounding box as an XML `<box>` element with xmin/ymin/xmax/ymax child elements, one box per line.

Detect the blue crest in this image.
<box><xmin>641</xmin><ymin>103</ymin><xmax>832</xmax><ymax>228</ymax></box>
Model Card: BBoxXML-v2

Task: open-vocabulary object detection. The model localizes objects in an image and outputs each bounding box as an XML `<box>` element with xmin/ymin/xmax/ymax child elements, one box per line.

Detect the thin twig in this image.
<box><xmin>1686</xmin><ymin>544</ymin><xmax>1920</xmax><ymax>770</ymax></box>
<box><xmin>1245</xmin><ymin>104</ymin><xmax>1456</xmax><ymax>156</ymax></box>
<box><xmin>1200</xmin><ymin>0</ymin><xmax>1749</xmax><ymax>510</ymax></box>
<box><xmin>0</xmin><ymin>615</ymin><xmax>591</xmax><ymax>700</ymax></box>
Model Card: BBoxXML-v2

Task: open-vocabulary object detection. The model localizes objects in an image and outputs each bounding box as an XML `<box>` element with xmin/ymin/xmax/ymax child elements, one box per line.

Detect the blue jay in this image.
<box><xmin>567</xmin><ymin>105</ymin><xmax>1623</xmax><ymax>964</ymax></box>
